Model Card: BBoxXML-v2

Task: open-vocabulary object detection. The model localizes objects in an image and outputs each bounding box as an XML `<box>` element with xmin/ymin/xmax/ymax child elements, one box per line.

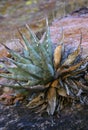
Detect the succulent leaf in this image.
<box><xmin>45</xmin><ymin>28</ymin><xmax>53</xmax><ymax>61</ymax></box>
<box><xmin>0</xmin><ymin>80</ymin><xmax>42</xmax><ymax>89</ymax></box>
<box><xmin>9</xmin><ymin>49</ymin><xmax>31</xmax><ymax>64</ymax></box>
<box><xmin>0</xmin><ymin>73</ymin><xmax>28</xmax><ymax>81</ymax></box>
<box><xmin>2</xmin><ymin>45</ymin><xmax>31</xmax><ymax>64</ymax></box>
<box><xmin>6</xmin><ymin>58</ymin><xmax>42</xmax><ymax>79</ymax></box>
<box><xmin>19</xmin><ymin>31</ymin><xmax>41</xmax><ymax>66</ymax></box>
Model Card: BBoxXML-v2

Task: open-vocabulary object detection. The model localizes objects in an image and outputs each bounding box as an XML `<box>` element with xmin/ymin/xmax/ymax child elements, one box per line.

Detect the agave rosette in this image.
<box><xmin>0</xmin><ymin>20</ymin><xmax>88</xmax><ymax>115</ymax></box>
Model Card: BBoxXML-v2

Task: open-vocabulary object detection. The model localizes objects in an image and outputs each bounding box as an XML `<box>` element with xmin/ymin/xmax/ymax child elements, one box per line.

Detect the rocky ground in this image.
<box><xmin>0</xmin><ymin>103</ymin><xmax>88</xmax><ymax>130</ymax></box>
<box><xmin>0</xmin><ymin>5</ymin><xmax>88</xmax><ymax>130</ymax></box>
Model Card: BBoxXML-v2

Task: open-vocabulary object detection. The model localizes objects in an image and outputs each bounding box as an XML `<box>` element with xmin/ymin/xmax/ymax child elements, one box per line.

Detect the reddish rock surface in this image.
<box><xmin>0</xmin><ymin>9</ymin><xmax>88</xmax><ymax>58</ymax></box>
<box><xmin>0</xmin><ymin>39</ymin><xmax>22</xmax><ymax>58</ymax></box>
<box><xmin>50</xmin><ymin>12</ymin><xmax>88</xmax><ymax>58</ymax></box>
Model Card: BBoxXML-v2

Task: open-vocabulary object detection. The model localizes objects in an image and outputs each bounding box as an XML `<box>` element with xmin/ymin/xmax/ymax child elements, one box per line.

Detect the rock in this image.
<box><xmin>1</xmin><ymin>12</ymin><xmax>88</xmax><ymax>58</ymax></box>
<box><xmin>50</xmin><ymin>11</ymin><xmax>88</xmax><ymax>58</ymax></box>
<box><xmin>0</xmin><ymin>39</ymin><xmax>22</xmax><ymax>58</ymax></box>
<box><xmin>0</xmin><ymin>103</ymin><xmax>88</xmax><ymax>130</ymax></box>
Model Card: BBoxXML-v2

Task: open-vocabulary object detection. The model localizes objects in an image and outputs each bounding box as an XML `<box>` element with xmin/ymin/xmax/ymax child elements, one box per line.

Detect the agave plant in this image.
<box><xmin>0</xmin><ymin>20</ymin><xmax>88</xmax><ymax>115</ymax></box>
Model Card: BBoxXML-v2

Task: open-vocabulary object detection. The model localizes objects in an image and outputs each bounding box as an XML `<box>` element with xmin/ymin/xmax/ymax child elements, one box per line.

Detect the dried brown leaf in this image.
<box><xmin>57</xmin><ymin>87</ymin><xmax>67</xmax><ymax>97</ymax></box>
<box><xmin>47</xmin><ymin>87</ymin><xmax>56</xmax><ymax>115</ymax></box>
<box><xmin>35</xmin><ymin>103</ymin><xmax>47</xmax><ymax>114</ymax></box>
<box><xmin>27</xmin><ymin>93</ymin><xmax>44</xmax><ymax>109</ymax></box>
<box><xmin>74</xmin><ymin>81</ymin><xmax>88</xmax><ymax>91</ymax></box>
<box><xmin>56</xmin><ymin>60</ymin><xmax>83</xmax><ymax>79</ymax></box>
<box><xmin>54</xmin><ymin>45</ymin><xmax>62</xmax><ymax>69</ymax></box>
<box><xmin>51</xmin><ymin>80</ymin><xmax>58</xmax><ymax>88</ymax></box>
<box><xmin>63</xmin><ymin>43</ymin><xmax>81</xmax><ymax>66</ymax></box>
